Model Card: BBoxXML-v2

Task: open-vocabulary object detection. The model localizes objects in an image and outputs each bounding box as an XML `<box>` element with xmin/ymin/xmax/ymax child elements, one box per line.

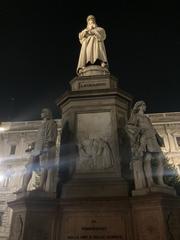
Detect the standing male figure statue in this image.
<box><xmin>126</xmin><ymin>101</ymin><xmax>167</xmax><ymax>190</ymax></box>
<box><xmin>77</xmin><ymin>15</ymin><xmax>108</xmax><ymax>74</ymax></box>
<box><xmin>16</xmin><ymin>108</ymin><xmax>58</xmax><ymax>193</ymax></box>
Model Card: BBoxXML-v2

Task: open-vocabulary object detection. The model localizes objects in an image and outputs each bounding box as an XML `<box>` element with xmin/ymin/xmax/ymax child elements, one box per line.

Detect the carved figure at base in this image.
<box><xmin>126</xmin><ymin>101</ymin><xmax>167</xmax><ymax>190</ymax></box>
<box><xmin>16</xmin><ymin>108</ymin><xmax>58</xmax><ymax>193</ymax></box>
<box><xmin>77</xmin><ymin>15</ymin><xmax>108</xmax><ymax>74</ymax></box>
<box><xmin>78</xmin><ymin>137</ymin><xmax>114</xmax><ymax>171</ymax></box>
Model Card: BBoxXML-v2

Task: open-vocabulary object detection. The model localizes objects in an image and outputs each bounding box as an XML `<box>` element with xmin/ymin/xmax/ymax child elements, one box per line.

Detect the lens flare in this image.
<box><xmin>0</xmin><ymin>175</ymin><xmax>4</xmax><ymax>182</ymax></box>
<box><xmin>0</xmin><ymin>127</ymin><xmax>6</xmax><ymax>132</ymax></box>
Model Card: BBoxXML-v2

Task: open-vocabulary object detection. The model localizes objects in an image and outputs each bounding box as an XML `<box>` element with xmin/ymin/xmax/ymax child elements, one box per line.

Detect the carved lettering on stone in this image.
<box><xmin>61</xmin><ymin>213</ymin><xmax>129</xmax><ymax>240</ymax></box>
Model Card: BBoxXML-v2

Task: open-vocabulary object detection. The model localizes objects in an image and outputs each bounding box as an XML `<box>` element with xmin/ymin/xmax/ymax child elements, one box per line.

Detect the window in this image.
<box><xmin>176</xmin><ymin>137</ymin><xmax>180</xmax><ymax>147</ymax></box>
<box><xmin>10</xmin><ymin>145</ymin><xmax>16</xmax><ymax>155</ymax></box>
<box><xmin>25</xmin><ymin>142</ymin><xmax>35</xmax><ymax>153</ymax></box>
<box><xmin>156</xmin><ymin>134</ymin><xmax>165</xmax><ymax>147</ymax></box>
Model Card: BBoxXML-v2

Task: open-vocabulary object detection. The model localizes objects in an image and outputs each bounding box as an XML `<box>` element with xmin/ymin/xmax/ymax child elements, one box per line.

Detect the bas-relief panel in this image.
<box><xmin>76</xmin><ymin>112</ymin><xmax>114</xmax><ymax>172</ymax></box>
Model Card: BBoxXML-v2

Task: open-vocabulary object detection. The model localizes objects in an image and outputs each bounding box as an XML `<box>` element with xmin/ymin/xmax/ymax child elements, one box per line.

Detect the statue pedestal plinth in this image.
<box><xmin>70</xmin><ymin>73</ymin><xmax>117</xmax><ymax>91</ymax></box>
<box><xmin>131</xmin><ymin>193</ymin><xmax>180</xmax><ymax>240</ymax></box>
<box><xmin>132</xmin><ymin>185</ymin><xmax>176</xmax><ymax>196</ymax></box>
<box><xmin>55</xmin><ymin>73</ymin><xmax>134</xmax><ymax>238</ymax></box>
<box><xmin>77</xmin><ymin>65</ymin><xmax>110</xmax><ymax>77</ymax></box>
<box><xmin>8</xmin><ymin>191</ymin><xmax>57</xmax><ymax>240</ymax></box>
<box><xmin>57</xmin><ymin>197</ymin><xmax>133</xmax><ymax>240</ymax></box>
<box><xmin>60</xmin><ymin>178</ymin><xmax>129</xmax><ymax>199</ymax></box>
<box><xmin>55</xmin><ymin>71</ymin><xmax>180</xmax><ymax>240</ymax></box>
<box><xmin>57</xmin><ymin>74</ymin><xmax>133</xmax><ymax>198</ymax></box>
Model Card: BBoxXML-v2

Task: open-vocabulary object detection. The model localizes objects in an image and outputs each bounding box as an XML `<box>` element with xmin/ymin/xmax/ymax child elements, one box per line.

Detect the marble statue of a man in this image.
<box><xmin>126</xmin><ymin>101</ymin><xmax>166</xmax><ymax>190</ymax></box>
<box><xmin>16</xmin><ymin>108</ymin><xmax>58</xmax><ymax>193</ymax></box>
<box><xmin>77</xmin><ymin>15</ymin><xmax>108</xmax><ymax>74</ymax></box>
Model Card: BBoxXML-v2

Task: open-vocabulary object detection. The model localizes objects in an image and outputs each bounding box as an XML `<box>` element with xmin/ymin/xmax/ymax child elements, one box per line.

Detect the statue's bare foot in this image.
<box><xmin>79</xmin><ymin>67</ymin><xmax>85</xmax><ymax>74</ymax></box>
<box><xmin>34</xmin><ymin>187</ymin><xmax>44</xmax><ymax>192</ymax></box>
<box><xmin>157</xmin><ymin>182</ymin><xmax>169</xmax><ymax>187</ymax></box>
<box><xmin>101</xmin><ymin>62</ymin><xmax>106</xmax><ymax>68</ymax></box>
<box><xmin>147</xmin><ymin>182</ymin><xmax>158</xmax><ymax>188</ymax></box>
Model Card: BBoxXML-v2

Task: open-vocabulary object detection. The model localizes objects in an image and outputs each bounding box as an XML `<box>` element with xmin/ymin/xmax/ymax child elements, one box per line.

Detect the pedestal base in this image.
<box><xmin>131</xmin><ymin>193</ymin><xmax>180</xmax><ymax>240</ymax></box>
<box><xmin>8</xmin><ymin>191</ymin><xmax>57</xmax><ymax>240</ymax></box>
<box><xmin>70</xmin><ymin>73</ymin><xmax>117</xmax><ymax>91</ymax></box>
<box><xmin>132</xmin><ymin>185</ymin><xmax>176</xmax><ymax>196</ymax></box>
<box><xmin>8</xmin><ymin>191</ymin><xmax>180</xmax><ymax>240</ymax></box>
<box><xmin>57</xmin><ymin>197</ymin><xmax>133</xmax><ymax>240</ymax></box>
<box><xmin>78</xmin><ymin>65</ymin><xmax>110</xmax><ymax>77</ymax></box>
<box><xmin>61</xmin><ymin>178</ymin><xmax>129</xmax><ymax>199</ymax></box>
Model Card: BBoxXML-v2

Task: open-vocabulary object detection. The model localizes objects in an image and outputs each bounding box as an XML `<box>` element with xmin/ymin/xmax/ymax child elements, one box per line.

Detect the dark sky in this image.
<box><xmin>0</xmin><ymin>1</ymin><xmax>179</xmax><ymax>121</ymax></box>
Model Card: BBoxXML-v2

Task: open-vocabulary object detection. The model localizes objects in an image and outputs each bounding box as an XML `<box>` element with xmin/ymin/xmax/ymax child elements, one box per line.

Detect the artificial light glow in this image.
<box><xmin>0</xmin><ymin>175</ymin><xmax>4</xmax><ymax>182</ymax></box>
<box><xmin>0</xmin><ymin>127</ymin><xmax>6</xmax><ymax>132</ymax></box>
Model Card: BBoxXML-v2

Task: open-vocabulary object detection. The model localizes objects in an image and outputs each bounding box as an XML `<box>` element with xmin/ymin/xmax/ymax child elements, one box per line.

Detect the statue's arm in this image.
<box><xmin>126</xmin><ymin>114</ymin><xmax>140</xmax><ymax>145</ymax></box>
<box><xmin>147</xmin><ymin>118</ymin><xmax>164</xmax><ymax>146</ymax></box>
<box><xmin>92</xmin><ymin>27</ymin><xmax>106</xmax><ymax>41</ymax></box>
<box><xmin>46</xmin><ymin>122</ymin><xmax>58</xmax><ymax>147</ymax></box>
<box><xmin>79</xmin><ymin>28</ymin><xmax>88</xmax><ymax>44</ymax></box>
<box><xmin>153</xmin><ymin>125</ymin><xmax>164</xmax><ymax>147</ymax></box>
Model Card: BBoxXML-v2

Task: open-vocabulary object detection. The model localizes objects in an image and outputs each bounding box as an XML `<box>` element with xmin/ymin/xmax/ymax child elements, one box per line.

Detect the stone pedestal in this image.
<box><xmin>77</xmin><ymin>65</ymin><xmax>110</xmax><ymax>77</ymax></box>
<box><xmin>131</xmin><ymin>193</ymin><xmax>180</xmax><ymax>240</ymax></box>
<box><xmin>55</xmin><ymin>193</ymin><xmax>180</xmax><ymax>240</ymax></box>
<box><xmin>70</xmin><ymin>74</ymin><xmax>117</xmax><ymax>91</ymax></box>
<box><xmin>132</xmin><ymin>185</ymin><xmax>176</xmax><ymax>196</ymax></box>
<box><xmin>8</xmin><ymin>191</ymin><xmax>57</xmax><ymax>240</ymax></box>
<box><xmin>8</xmin><ymin>70</ymin><xmax>180</xmax><ymax>240</ymax></box>
<box><xmin>57</xmin><ymin>74</ymin><xmax>132</xmax><ymax>198</ymax></box>
<box><xmin>56</xmin><ymin>197</ymin><xmax>133</xmax><ymax>240</ymax></box>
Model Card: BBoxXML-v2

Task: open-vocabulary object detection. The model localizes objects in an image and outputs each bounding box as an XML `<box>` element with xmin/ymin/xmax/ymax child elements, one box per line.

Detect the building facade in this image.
<box><xmin>147</xmin><ymin>112</ymin><xmax>180</xmax><ymax>174</ymax></box>
<box><xmin>0</xmin><ymin>113</ymin><xmax>180</xmax><ymax>239</ymax></box>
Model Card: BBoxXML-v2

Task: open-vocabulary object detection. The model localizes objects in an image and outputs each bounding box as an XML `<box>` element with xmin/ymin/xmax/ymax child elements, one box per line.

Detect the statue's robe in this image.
<box><xmin>77</xmin><ymin>26</ymin><xmax>108</xmax><ymax>73</ymax></box>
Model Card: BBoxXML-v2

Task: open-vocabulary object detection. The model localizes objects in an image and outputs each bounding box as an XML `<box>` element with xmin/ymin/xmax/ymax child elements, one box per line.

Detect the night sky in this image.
<box><xmin>0</xmin><ymin>1</ymin><xmax>179</xmax><ymax>121</ymax></box>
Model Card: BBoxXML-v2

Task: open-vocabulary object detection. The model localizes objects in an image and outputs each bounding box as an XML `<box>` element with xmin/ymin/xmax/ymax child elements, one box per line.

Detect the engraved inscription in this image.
<box><xmin>79</xmin><ymin>82</ymin><xmax>107</xmax><ymax>89</ymax></box>
<box><xmin>61</xmin><ymin>214</ymin><xmax>128</xmax><ymax>240</ymax></box>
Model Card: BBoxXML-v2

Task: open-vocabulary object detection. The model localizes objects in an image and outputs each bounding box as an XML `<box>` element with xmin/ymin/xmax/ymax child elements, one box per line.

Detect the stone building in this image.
<box><xmin>147</xmin><ymin>112</ymin><xmax>180</xmax><ymax>174</ymax></box>
<box><xmin>0</xmin><ymin>113</ymin><xmax>180</xmax><ymax>239</ymax></box>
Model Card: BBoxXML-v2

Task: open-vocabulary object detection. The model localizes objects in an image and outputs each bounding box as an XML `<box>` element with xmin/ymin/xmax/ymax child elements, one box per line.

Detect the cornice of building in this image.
<box><xmin>0</xmin><ymin>119</ymin><xmax>62</xmax><ymax>133</ymax></box>
<box><xmin>146</xmin><ymin>112</ymin><xmax>180</xmax><ymax>125</ymax></box>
